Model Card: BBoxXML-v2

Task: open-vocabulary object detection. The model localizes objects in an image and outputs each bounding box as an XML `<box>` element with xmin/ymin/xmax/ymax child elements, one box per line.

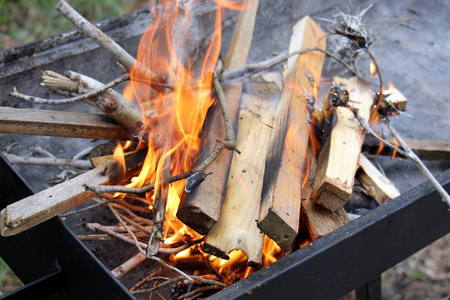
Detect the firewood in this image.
<box><xmin>301</xmin><ymin>199</ymin><xmax>350</xmax><ymax>241</ymax></box>
<box><xmin>0</xmin><ymin>150</ymin><xmax>146</xmax><ymax>237</ymax></box>
<box><xmin>177</xmin><ymin>0</ymin><xmax>259</xmax><ymax>235</ymax></box>
<box><xmin>203</xmin><ymin>94</ymin><xmax>275</xmax><ymax>267</ymax></box>
<box><xmin>312</xmin><ymin>77</ymin><xmax>375</xmax><ymax>212</ymax></box>
<box><xmin>357</xmin><ymin>153</ymin><xmax>400</xmax><ymax>205</ymax></box>
<box><xmin>363</xmin><ymin>136</ymin><xmax>450</xmax><ymax>161</ymax></box>
<box><xmin>258</xmin><ymin>16</ymin><xmax>326</xmax><ymax>251</ymax></box>
<box><xmin>0</xmin><ymin>107</ymin><xmax>129</xmax><ymax>140</ymax></box>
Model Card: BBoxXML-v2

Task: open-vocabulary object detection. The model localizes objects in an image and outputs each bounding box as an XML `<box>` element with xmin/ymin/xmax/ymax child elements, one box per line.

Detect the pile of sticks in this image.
<box><xmin>1</xmin><ymin>0</ymin><xmax>449</xmax><ymax>298</ymax></box>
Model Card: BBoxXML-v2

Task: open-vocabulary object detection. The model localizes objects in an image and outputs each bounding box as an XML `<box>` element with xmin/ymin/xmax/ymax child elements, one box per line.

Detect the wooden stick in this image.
<box><xmin>300</xmin><ymin>146</ymin><xmax>350</xmax><ymax>240</ymax></box>
<box><xmin>2</xmin><ymin>152</ymin><xmax>92</xmax><ymax>169</ymax></box>
<box><xmin>0</xmin><ymin>107</ymin><xmax>129</xmax><ymax>140</ymax></box>
<box><xmin>203</xmin><ymin>94</ymin><xmax>275</xmax><ymax>267</ymax></box>
<box><xmin>0</xmin><ymin>150</ymin><xmax>145</xmax><ymax>236</ymax></box>
<box><xmin>302</xmin><ymin>199</ymin><xmax>350</xmax><ymax>241</ymax></box>
<box><xmin>312</xmin><ymin>77</ymin><xmax>374</xmax><ymax>212</ymax></box>
<box><xmin>258</xmin><ymin>16</ymin><xmax>326</xmax><ymax>251</ymax></box>
<box><xmin>357</xmin><ymin>153</ymin><xmax>400</xmax><ymax>205</ymax></box>
<box><xmin>177</xmin><ymin>0</ymin><xmax>259</xmax><ymax>235</ymax></box>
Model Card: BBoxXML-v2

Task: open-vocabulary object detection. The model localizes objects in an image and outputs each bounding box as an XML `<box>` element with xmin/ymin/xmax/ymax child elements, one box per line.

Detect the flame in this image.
<box><xmin>117</xmin><ymin>0</ymin><xmax>288</xmax><ymax>283</ymax></box>
<box><xmin>120</xmin><ymin>0</ymin><xmax>224</xmax><ymax>248</ymax></box>
<box><xmin>370</xmin><ymin>62</ymin><xmax>377</xmax><ymax>78</ymax></box>
<box><xmin>113</xmin><ymin>142</ymin><xmax>126</xmax><ymax>173</ymax></box>
<box><xmin>212</xmin><ymin>0</ymin><xmax>253</xmax><ymax>10</ymax></box>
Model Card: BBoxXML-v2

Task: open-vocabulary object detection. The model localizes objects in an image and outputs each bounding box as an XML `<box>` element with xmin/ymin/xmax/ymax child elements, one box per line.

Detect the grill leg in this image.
<box><xmin>355</xmin><ymin>275</ymin><xmax>382</xmax><ymax>300</ymax></box>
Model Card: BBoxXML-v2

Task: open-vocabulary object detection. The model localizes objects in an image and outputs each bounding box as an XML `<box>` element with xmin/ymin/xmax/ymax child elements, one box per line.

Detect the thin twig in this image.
<box><xmin>353</xmin><ymin>108</ymin><xmax>450</xmax><ymax>208</ymax></box>
<box><xmin>129</xmin><ymin>268</ymin><xmax>163</xmax><ymax>292</ymax></box>
<box><xmin>111</xmin><ymin>252</ymin><xmax>148</xmax><ymax>278</ymax></box>
<box><xmin>366</xmin><ymin>48</ymin><xmax>384</xmax><ymax>107</ymax></box>
<box><xmin>131</xmin><ymin>275</ymin><xmax>226</xmax><ymax>295</ymax></box>
<box><xmin>56</xmin><ymin>0</ymin><xmax>165</xmax><ymax>83</ymax></box>
<box><xmin>177</xmin><ymin>285</ymin><xmax>225</xmax><ymax>300</ymax></box>
<box><xmin>384</xmin><ymin>119</ymin><xmax>450</xmax><ymax>208</ymax></box>
<box><xmin>10</xmin><ymin>74</ymin><xmax>130</xmax><ymax>105</ymax></box>
<box><xmin>212</xmin><ymin>73</ymin><xmax>237</xmax><ymax>151</ymax></box>
<box><xmin>56</xmin><ymin>0</ymin><xmax>134</xmax><ymax>71</ymax></box>
<box><xmin>3</xmin><ymin>152</ymin><xmax>93</xmax><ymax>169</ymax></box>
<box><xmin>108</xmin><ymin>204</ymin><xmax>146</xmax><ymax>254</ymax></box>
<box><xmin>220</xmin><ymin>47</ymin><xmax>357</xmax><ymax>81</ymax></box>
<box><xmin>59</xmin><ymin>197</ymin><xmax>115</xmax><ymax>217</ymax></box>
<box><xmin>352</xmin><ymin>109</ymin><xmax>406</xmax><ymax>155</ymax></box>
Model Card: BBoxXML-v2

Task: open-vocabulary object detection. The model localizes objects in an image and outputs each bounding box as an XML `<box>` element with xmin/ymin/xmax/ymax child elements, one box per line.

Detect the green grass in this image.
<box><xmin>0</xmin><ymin>0</ymin><xmax>143</xmax><ymax>49</ymax></box>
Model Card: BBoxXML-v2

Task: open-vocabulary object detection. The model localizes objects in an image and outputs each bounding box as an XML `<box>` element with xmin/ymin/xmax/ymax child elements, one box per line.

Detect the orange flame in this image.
<box><xmin>118</xmin><ymin>0</ymin><xmax>288</xmax><ymax>282</ymax></box>
<box><xmin>370</xmin><ymin>62</ymin><xmax>377</xmax><ymax>78</ymax></box>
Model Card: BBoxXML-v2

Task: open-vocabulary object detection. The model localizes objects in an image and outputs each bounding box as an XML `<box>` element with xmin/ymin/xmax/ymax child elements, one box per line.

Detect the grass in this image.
<box><xmin>0</xmin><ymin>0</ymin><xmax>147</xmax><ymax>49</ymax></box>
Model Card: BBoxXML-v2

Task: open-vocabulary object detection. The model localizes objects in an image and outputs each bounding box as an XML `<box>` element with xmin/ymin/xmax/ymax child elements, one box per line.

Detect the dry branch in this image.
<box><xmin>203</xmin><ymin>94</ymin><xmax>275</xmax><ymax>267</ymax></box>
<box><xmin>258</xmin><ymin>16</ymin><xmax>326</xmax><ymax>251</ymax></box>
<box><xmin>0</xmin><ymin>150</ymin><xmax>146</xmax><ymax>236</ymax></box>
<box><xmin>177</xmin><ymin>0</ymin><xmax>259</xmax><ymax>235</ymax></box>
<box><xmin>3</xmin><ymin>152</ymin><xmax>92</xmax><ymax>169</ymax></box>
<box><xmin>0</xmin><ymin>107</ymin><xmax>129</xmax><ymax>140</ymax></box>
<box><xmin>312</xmin><ymin>77</ymin><xmax>375</xmax><ymax>212</ymax></box>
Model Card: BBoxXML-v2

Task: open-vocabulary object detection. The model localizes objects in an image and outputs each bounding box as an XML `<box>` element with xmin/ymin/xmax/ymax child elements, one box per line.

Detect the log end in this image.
<box><xmin>202</xmin><ymin>242</ymin><xmax>230</xmax><ymax>260</ymax></box>
<box><xmin>302</xmin><ymin>200</ymin><xmax>350</xmax><ymax>241</ymax></box>
<box><xmin>312</xmin><ymin>180</ymin><xmax>350</xmax><ymax>212</ymax></box>
<box><xmin>1</xmin><ymin>206</ymin><xmax>26</xmax><ymax>237</ymax></box>
<box><xmin>258</xmin><ymin>211</ymin><xmax>297</xmax><ymax>251</ymax></box>
<box><xmin>176</xmin><ymin>205</ymin><xmax>217</xmax><ymax>235</ymax></box>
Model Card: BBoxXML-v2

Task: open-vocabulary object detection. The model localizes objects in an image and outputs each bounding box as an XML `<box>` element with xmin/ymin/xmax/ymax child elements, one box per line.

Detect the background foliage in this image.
<box><xmin>0</xmin><ymin>0</ymin><xmax>147</xmax><ymax>49</ymax></box>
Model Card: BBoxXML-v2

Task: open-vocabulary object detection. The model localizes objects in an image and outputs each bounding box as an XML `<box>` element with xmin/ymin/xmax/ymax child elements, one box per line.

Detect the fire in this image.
<box><xmin>114</xmin><ymin>0</ymin><xmax>285</xmax><ymax>283</ymax></box>
<box><xmin>369</xmin><ymin>61</ymin><xmax>377</xmax><ymax>78</ymax></box>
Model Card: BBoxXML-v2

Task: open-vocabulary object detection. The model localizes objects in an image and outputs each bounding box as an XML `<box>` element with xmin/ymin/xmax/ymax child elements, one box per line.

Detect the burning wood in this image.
<box><xmin>312</xmin><ymin>77</ymin><xmax>375</xmax><ymax>212</ymax></box>
<box><xmin>177</xmin><ymin>0</ymin><xmax>259</xmax><ymax>235</ymax></box>
<box><xmin>258</xmin><ymin>16</ymin><xmax>326</xmax><ymax>251</ymax></box>
<box><xmin>203</xmin><ymin>94</ymin><xmax>275</xmax><ymax>267</ymax></box>
<box><xmin>1</xmin><ymin>150</ymin><xmax>145</xmax><ymax>236</ymax></box>
<box><xmin>1</xmin><ymin>0</ymin><xmax>450</xmax><ymax>298</ymax></box>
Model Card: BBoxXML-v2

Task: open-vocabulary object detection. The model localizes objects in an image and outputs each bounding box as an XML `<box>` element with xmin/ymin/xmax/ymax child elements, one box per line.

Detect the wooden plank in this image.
<box><xmin>258</xmin><ymin>16</ymin><xmax>326</xmax><ymax>251</ymax></box>
<box><xmin>0</xmin><ymin>150</ymin><xmax>145</xmax><ymax>236</ymax></box>
<box><xmin>357</xmin><ymin>153</ymin><xmax>400</xmax><ymax>205</ymax></box>
<box><xmin>203</xmin><ymin>94</ymin><xmax>275</xmax><ymax>267</ymax></box>
<box><xmin>0</xmin><ymin>107</ymin><xmax>129</xmax><ymax>140</ymax></box>
<box><xmin>312</xmin><ymin>77</ymin><xmax>375</xmax><ymax>212</ymax></box>
<box><xmin>177</xmin><ymin>0</ymin><xmax>259</xmax><ymax>235</ymax></box>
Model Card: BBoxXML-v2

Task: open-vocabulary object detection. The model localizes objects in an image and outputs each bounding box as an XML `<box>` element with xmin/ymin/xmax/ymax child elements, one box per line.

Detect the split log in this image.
<box><xmin>312</xmin><ymin>77</ymin><xmax>375</xmax><ymax>212</ymax></box>
<box><xmin>357</xmin><ymin>153</ymin><xmax>400</xmax><ymax>205</ymax></box>
<box><xmin>177</xmin><ymin>0</ymin><xmax>259</xmax><ymax>235</ymax></box>
<box><xmin>0</xmin><ymin>150</ymin><xmax>146</xmax><ymax>236</ymax></box>
<box><xmin>203</xmin><ymin>94</ymin><xmax>275</xmax><ymax>267</ymax></box>
<box><xmin>301</xmin><ymin>199</ymin><xmax>350</xmax><ymax>241</ymax></box>
<box><xmin>301</xmin><ymin>147</ymin><xmax>350</xmax><ymax>240</ymax></box>
<box><xmin>258</xmin><ymin>16</ymin><xmax>326</xmax><ymax>251</ymax></box>
<box><xmin>0</xmin><ymin>107</ymin><xmax>129</xmax><ymax>140</ymax></box>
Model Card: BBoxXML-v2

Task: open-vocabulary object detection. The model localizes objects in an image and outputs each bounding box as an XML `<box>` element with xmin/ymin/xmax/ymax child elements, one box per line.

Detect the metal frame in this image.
<box><xmin>0</xmin><ymin>154</ymin><xmax>135</xmax><ymax>299</ymax></box>
<box><xmin>210</xmin><ymin>169</ymin><xmax>450</xmax><ymax>299</ymax></box>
